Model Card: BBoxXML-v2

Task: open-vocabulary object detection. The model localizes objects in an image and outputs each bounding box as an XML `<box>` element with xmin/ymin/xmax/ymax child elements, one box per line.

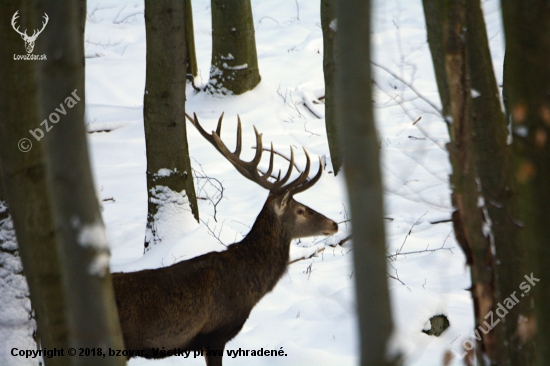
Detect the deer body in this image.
<box><xmin>113</xmin><ymin>114</ymin><xmax>338</xmax><ymax>365</ymax></box>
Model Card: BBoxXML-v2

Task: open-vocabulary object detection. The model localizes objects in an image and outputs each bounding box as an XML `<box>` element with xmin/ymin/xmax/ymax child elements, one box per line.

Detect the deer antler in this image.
<box><xmin>31</xmin><ymin>13</ymin><xmax>49</xmax><ymax>40</ymax></box>
<box><xmin>11</xmin><ymin>11</ymin><xmax>48</xmax><ymax>40</ymax></box>
<box><xmin>11</xmin><ymin>11</ymin><xmax>27</xmax><ymax>38</ymax></box>
<box><xmin>186</xmin><ymin>113</ymin><xmax>323</xmax><ymax>196</ymax></box>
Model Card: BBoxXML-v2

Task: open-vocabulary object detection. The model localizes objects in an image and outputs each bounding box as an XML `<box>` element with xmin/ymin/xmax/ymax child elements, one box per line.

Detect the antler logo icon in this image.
<box><xmin>11</xmin><ymin>11</ymin><xmax>49</xmax><ymax>54</ymax></box>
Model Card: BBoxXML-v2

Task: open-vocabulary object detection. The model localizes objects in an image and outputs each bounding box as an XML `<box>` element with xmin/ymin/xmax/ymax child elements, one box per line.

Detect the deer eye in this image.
<box><xmin>297</xmin><ymin>208</ymin><xmax>305</xmax><ymax>215</ymax></box>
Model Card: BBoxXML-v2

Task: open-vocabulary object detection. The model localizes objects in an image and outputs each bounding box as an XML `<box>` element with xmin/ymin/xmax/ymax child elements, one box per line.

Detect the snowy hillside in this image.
<box><xmin>82</xmin><ymin>0</ymin><xmax>504</xmax><ymax>364</ymax></box>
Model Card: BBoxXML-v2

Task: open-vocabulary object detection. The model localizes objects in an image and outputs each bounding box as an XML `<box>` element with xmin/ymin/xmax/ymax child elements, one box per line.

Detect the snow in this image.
<box><xmin>1</xmin><ymin>0</ymin><xmax>509</xmax><ymax>365</ymax></box>
<box><xmin>222</xmin><ymin>63</ymin><xmax>248</xmax><ymax>70</ymax></box>
<box><xmin>0</xmin><ymin>204</ymin><xmax>41</xmax><ymax>366</ymax></box>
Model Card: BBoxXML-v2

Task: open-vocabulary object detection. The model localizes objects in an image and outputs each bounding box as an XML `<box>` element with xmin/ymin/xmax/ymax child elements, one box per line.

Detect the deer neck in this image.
<box><xmin>233</xmin><ymin>206</ymin><xmax>291</xmax><ymax>294</ymax></box>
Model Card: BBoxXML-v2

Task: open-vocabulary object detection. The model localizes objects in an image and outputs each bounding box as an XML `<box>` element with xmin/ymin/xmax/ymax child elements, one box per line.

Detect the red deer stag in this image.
<box><xmin>112</xmin><ymin>113</ymin><xmax>338</xmax><ymax>366</ymax></box>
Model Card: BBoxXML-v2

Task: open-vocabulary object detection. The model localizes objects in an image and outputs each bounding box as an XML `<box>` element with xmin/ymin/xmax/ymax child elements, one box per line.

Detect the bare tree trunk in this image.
<box><xmin>184</xmin><ymin>0</ymin><xmax>198</xmax><ymax>78</ymax></box>
<box><xmin>321</xmin><ymin>0</ymin><xmax>342</xmax><ymax>175</ymax></box>
<box><xmin>501</xmin><ymin>1</ymin><xmax>550</xmax><ymax>364</ymax></box>
<box><xmin>143</xmin><ymin>0</ymin><xmax>199</xmax><ymax>252</ymax></box>
<box><xmin>422</xmin><ymin>0</ymin><xmax>451</xmax><ymax>118</ymax></box>
<box><xmin>208</xmin><ymin>0</ymin><xmax>261</xmax><ymax>95</ymax></box>
<box><xmin>422</xmin><ymin>1</ymin><xmax>500</xmax><ymax>363</ymax></box>
<box><xmin>335</xmin><ymin>1</ymin><xmax>396</xmax><ymax>364</ymax></box>
<box><xmin>465</xmin><ymin>0</ymin><xmax>535</xmax><ymax>364</ymax></box>
<box><xmin>34</xmin><ymin>1</ymin><xmax>126</xmax><ymax>362</ymax></box>
<box><xmin>0</xmin><ymin>2</ymin><xmax>70</xmax><ymax>361</ymax></box>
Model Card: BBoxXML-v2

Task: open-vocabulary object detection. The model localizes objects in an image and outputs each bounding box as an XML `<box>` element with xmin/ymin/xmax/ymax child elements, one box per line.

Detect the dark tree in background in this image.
<box><xmin>185</xmin><ymin>0</ymin><xmax>198</xmax><ymax>79</ymax></box>
<box><xmin>423</xmin><ymin>0</ymin><xmax>535</xmax><ymax>363</ymax></box>
<box><xmin>501</xmin><ymin>1</ymin><xmax>550</xmax><ymax>364</ymax></box>
<box><xmin>143</xmin><ymin>0</ymin><xmax>199</xmax><ymax>252</ymax></box>
<box><xmin>0</xmin><ymin>1</ymin><xmax>69</xmax><ymax>359</ymax></box>
<box><xmin>465</xmin><ymin>0</ymin><xmax>534</xmax><ymax>363</ymax></box>
<box><xmin>320</xmin><ymin>0</ymin><xmax>342</xmax><ymax>175</ymax></box>
<box><xmin>335</xmin><ymin>1</ymin><xmax>396</xmax><ymax>364</ymax></box>
<box><xmin>208</xmin><ymin>0</ymin><xmax>261</xmax><ymax>95</ymax></box>
<box><xmin>34</xmin><ymin>0</ymin><xmax>126</xmax><ymax>361</ymax></box>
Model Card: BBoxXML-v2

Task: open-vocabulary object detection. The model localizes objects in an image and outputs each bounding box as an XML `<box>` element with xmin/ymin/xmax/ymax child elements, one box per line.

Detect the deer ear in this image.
<box><xmin>274</xmin><ymin>191</ymin><xmax>291</xmax><ymax>216</ymax></box>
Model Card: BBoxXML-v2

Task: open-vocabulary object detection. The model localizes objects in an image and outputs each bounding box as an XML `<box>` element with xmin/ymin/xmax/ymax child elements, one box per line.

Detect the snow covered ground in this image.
<box><xmin>81</xmin><ymin>0</ymin><xmax>503</xmax><ymax>365</ymax></box>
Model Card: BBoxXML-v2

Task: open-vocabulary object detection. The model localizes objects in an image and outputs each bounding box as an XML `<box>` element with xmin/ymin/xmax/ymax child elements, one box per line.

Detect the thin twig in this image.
<box><xmin>387</xmin><ymin>246</ymin><xmax>455</xmax><ymax>259</ymax></box>
<box><xmin>396</xmin><ymin>211</ymin><xmax>428</xmax><ymax>255</ymax></box>
<box><xmin>371</xmin><ymin>61</ymin><xmax>448</xmax><ymax>124</ymax></box>
<box><xmin>302</xmin><ymin>101</ymin><xmax>322</xmax><ymax>119</ymax></box>
<box><xmin>289</xmin><ymin>247</ymin><xmax>325</xmax><ymax>264</ymax></box>
<box><xmin>337</xmin><ymin>235</ymin><xmax>351</xmax><ymax>246</ymax></box>
<box><xmin>200</xmin><ymin>219</ymin><xmax>227</xmax><ymax>247</ymax></box>
<box><xmin>388</xmin><ymin>272</ymin><xmax>405</xmax><ymax>285</ymax></box>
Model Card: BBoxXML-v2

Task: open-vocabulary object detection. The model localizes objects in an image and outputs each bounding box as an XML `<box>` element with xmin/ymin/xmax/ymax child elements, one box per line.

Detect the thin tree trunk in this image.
<box><xmin>0</xmin><ymin>2</ymin><xmax>70</xmax><ymax>360</ymax></box>
<box><xmin>320</xmin><ymin>0</ymin><xmax>342</xmax><ymax>175</ymax></box>
<box><xmin>501</xmin><ymin>1</ymin><xmax>550</xmax><ymax>364</ymax></box>
<box><xmin>422</xmin><ymin>0</ymin><xmax>451</xmax><ymax>119</ymax></box>
<box><xmin>208</xmin><ymin>0</ymin><xmax>261</xmax><ymax>95</ymax></box>
<box><xmin>465</xmin><ymin>0</ymin><xmax>535</xmax><ymax>364</ymax></box>
<box><xmin>335</xmin><ymin>1</ymin><xmax>396</xmax><ymax>364</ymax></box>
<box><xmin>185</xmin><ymin>0</ymin><xmax>198</xmax><ymax>79</ymax></box>
<box><xmin>143</xmin><ymin>0</ymin><xmax>199</xmax><ymax>252</ymax></box>
<box><xmin>34</xmin><ymin>1</ymin><xmax>126</xmax><ymax>362</ymax></box>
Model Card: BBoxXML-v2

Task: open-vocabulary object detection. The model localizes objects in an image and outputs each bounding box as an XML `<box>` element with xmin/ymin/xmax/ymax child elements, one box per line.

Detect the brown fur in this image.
<box><xmin>112</xmin><ymin>193</ymin><xmax>338</xmax><ymax>366</ymax></box>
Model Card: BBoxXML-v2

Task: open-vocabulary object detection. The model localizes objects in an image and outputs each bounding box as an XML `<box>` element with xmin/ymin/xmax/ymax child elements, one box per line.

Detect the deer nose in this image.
<box><xmin>331</xmin><ymin>221</ymin><xmax>338</xmax><ymax>233</ymax></box>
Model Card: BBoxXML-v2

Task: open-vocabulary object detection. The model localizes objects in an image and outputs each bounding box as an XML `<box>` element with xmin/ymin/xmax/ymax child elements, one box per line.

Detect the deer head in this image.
<box><xmin>11</xmin><ymin>11</ymin><xmax>49</xmax><ymax>54</ymax></box>
<box><xmin>188</xmin><ymin>113</ymin><xmax>338</xmax><ymax>240</ymax></box>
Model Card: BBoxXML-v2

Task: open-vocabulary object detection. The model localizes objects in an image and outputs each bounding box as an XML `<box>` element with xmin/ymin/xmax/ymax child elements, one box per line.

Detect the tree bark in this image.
<box><xmin>422</xmin><ymin>1</ymin><xmax>502</xmax><ymax>363</ymax></box>
<box><xmin>184</xmin><ymin>0</ymin><xmax>198</xmax><ymax>78</ymax></box>
<box><xmin>335</xmin><ymin>1</ymin><xmax>396</xmax><ymax>364</ymax></box>
<box><xmin>501</xmin><ymin>1</ymin><xmax>550</xmax><ymax>364</ymax></box>
<box><xmin>321</xmin><ymin>0</ymin><xmax>342</xmax><ymax>175</ymax></box>
<box><xmin>143</xmin><ymin>0</ymin><xmax>199</xmax><ymax>252</ymax></box>
<box><xmin>208</xmin><ymin>0</ymin><xmax>261</xmax><ymax>95</ymax></box>
<box><xmin>34</xmin><ymin>1</ymin><xmax>126</xmax><ymax>362</ymax></box>
<box><xmin>422</xmin><ymin>0</ymin><xmax>451</xmax><ymax>118</ymax></box>
<box><xmin>0</xmin><ymin>2</ymin><xmax>70</xmax><ymax>360</ymax></box>
<box><xmin>465</xmin><ymin>0</ymin><xmax>535</xmax><ymax>364</ymax></box>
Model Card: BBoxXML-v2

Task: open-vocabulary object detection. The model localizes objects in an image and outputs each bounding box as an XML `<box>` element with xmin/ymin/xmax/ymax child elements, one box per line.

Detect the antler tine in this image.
<box><xmin>273</xmin><ymin>146</ymin><xmax>294</xmax><ymax>188</ymax></box>
<box><xmin>290</xmin><ymin>156</ymin><xmax>324</xmax><ymax>195</ymax></box>
<box><xmin>285</xmin><ymin>147</ymin><xmax>312</xmax><ymax>191</ymax></box>
<box><xmin>215</xmin><ymin>112</ymin><xmax>224</xmax><ymax>137</ymax></box>
<box><xmin>11</xmin><ymin>11</ymin><xmax>26</xmax><ymax>36</ymax></box>
<box><xmin>263</xmin><ymin>142</ymin><xmax>275</xmax><ymax>178</ymax></box>
<box><xmin>251</xmin><ymin>126</ymin><xmax>263</xmax><ymax>166</ymax></box>
<box><xmin>234</xmin><ymin>116</ymin><xmax>242</xmax><ymax>157</ymax></box>
<box><xmin>188</xmin><ymin>113</ymin><xmax>323</xmax><ymax>195</ymax></box>
<box><xmin>192</xmin><ymin>113</ymin><xmax>221</xmax><ymax>153</ymax></box>
<box><xmin>189</xmin><ymin>113</ymin><xmax>276</xmax><ymax>191</ymax></box>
